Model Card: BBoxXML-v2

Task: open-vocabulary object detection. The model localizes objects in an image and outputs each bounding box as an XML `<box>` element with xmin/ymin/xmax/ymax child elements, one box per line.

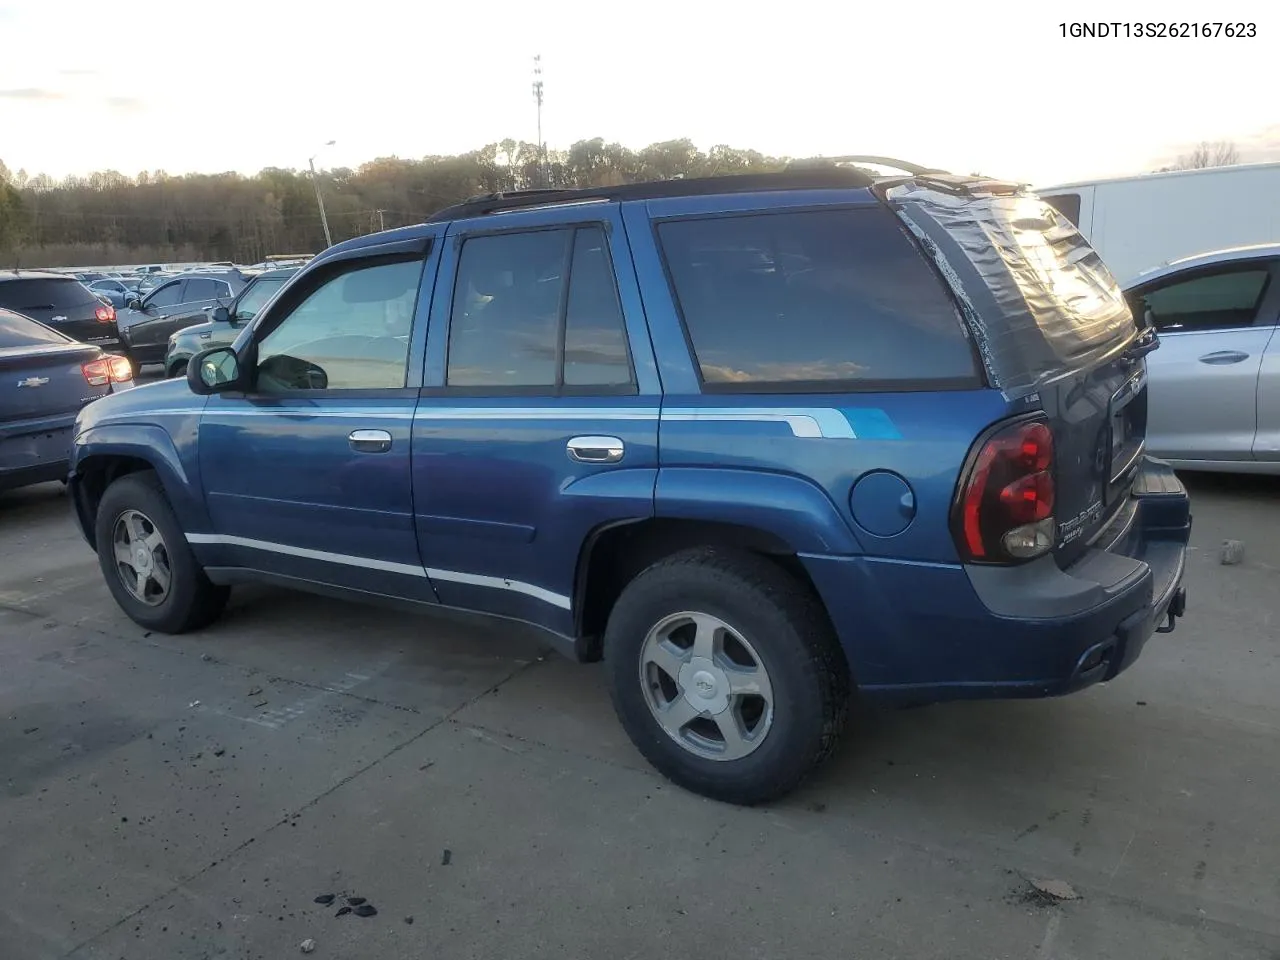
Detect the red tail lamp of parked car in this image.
<box><xmin>82</xmin><ymin>355</ymin><xmax>134</xmax><ymax>386</ymax></box>
<box><xmin>954</xmin><ymin>418</ymin><xmax>1056</xmax><ymax>562</ymax></box>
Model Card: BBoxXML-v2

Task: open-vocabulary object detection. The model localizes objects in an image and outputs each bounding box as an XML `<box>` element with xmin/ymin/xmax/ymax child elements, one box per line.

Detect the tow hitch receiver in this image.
<box><xmin>1156</xmin><ymin>587</ymin><xmax>1188</xmax><ymax>634</ymax></box>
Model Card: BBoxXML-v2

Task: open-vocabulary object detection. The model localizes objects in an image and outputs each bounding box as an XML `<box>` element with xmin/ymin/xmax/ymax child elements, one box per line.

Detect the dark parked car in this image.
<box><xmin>118</xmin><ymin>271</ymin><xmax>248</xmax><ymax>369</ymax></box>
<box><xmin>0</xmin><ymin>271</ymin><xmax>120</xmax><ymax>349</ymax></box>
<box><xmin>164</xmin><ymin>267</ymin><xmax>300</xmax><ymax>377</ymax></box>
<box><xmin>68</xmin><ymin>163</ymin><xmax>1190</xmax><ymax>805</ymax></box>
<box><xmin>1</xmin><ymin>308</ymin><xmax>133</xmax><ymax>491</ymax></box>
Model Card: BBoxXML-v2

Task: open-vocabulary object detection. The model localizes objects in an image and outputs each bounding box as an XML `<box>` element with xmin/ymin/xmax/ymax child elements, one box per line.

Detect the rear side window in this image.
<box><xmin>0</xmin><ymin>278</ymin><xmax>99</xmax><ymax>312</ymax></box>
<box><xmin>657</xmin><ymin>209</ymin><xmax>977</xmax><ymax>390</ymax></box>
<box><xmin>447</xmin><ymin>225</ymin><xmax>634</xmax><ymax>391</ymax></box>
<box><xmin>184</xmin><ymin>278</ymin><xmax>222</xmax><ymax>301</ymax></box>
<box><xmin>0</xmin><ymin>309</ymin><xmax>69</xmax><ymax>348</ymax></box>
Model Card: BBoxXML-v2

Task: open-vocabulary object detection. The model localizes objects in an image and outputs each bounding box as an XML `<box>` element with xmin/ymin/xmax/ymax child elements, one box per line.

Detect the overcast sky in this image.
<box><xmin>1</xmin><ymin>0</ymin><xmax>1275</xmax><ymax>187</ymax></box>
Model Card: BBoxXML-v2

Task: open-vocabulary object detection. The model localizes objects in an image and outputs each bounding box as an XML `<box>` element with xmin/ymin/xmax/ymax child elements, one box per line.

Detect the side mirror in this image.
<box><xmin>126</xmin><ymin>297</ymin><xmax>143</xmax><ymax>311</ymax></box>
<box><xmin>188</xmin><ymin>346</ymin><xmax>242</xmax><ymax>395</ymax></box>
<box><xmin>211</xmin><ymin>306</ymin><xmax>230</xmax><ymax>324</ymax></box>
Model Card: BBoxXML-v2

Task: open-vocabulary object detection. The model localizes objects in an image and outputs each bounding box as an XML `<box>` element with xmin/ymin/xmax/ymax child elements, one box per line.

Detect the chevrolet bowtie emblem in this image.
<box><xmin>17</xmin><ymin>377</ymin><xmax>50</xmax><ymax>388</ymax></box>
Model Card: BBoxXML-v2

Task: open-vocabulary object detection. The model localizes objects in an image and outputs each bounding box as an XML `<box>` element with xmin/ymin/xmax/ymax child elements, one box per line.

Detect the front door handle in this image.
<box><xmin>567</xmin><ymin>435</ymin><xmax>624</xmax><ymax>464</ymax></box>
<box><xmin>1199</xmin><ymin>350</ymin><xmax>1250</xmax><ymax>365</ymax></box>
<box><xmin>349</xmin><ymin>428</ymin><xmax>392</xmax><ymax>453</ymax></box>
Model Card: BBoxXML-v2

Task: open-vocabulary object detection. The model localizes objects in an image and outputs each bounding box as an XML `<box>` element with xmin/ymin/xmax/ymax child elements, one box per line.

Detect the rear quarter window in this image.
<box><xmin>656</xmin><ymin>208</ymin><xmax>979</xmax><ymax>391</ymax></box>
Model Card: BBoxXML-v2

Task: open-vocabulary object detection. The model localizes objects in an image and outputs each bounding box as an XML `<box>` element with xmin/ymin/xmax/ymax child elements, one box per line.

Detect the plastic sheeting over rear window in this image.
<box><xmin>884</xmin><ymin>183</ymin><xmax>1136</xmax><ymax>400</ymax></box>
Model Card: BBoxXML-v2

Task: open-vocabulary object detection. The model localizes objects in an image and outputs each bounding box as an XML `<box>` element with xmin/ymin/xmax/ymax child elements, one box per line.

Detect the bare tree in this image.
<box><xmin>1172</xmin><ymin>139</ymin><xmax>1241</xmax><ymax>170</ymax></box>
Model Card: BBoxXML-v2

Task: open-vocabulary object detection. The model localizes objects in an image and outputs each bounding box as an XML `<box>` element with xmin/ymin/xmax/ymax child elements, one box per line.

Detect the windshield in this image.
<box><xmin>0</xmin><ymin>278</ymin><xmax>100</xmax><ymax>312</ymax></box>
<box><xmin>234</xmin><ymin>277</ymin><xmax>289</xmax><ymax>321</ymax></box>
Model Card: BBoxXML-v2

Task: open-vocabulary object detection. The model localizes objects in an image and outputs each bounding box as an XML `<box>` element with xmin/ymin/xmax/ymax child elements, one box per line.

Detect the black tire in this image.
<box><xmin>604</xmin><ymin>547</ymin><xmax>849</xmax><ymax>805</ymax></box>
<box><xmin>168</xmin><ymin>359</ymin><xmax>188</xmax><ymax>380</ymax></box>
<box><xmin>95</xmin><ymin>471</ymin><xmax>229</xmax><ymax>633</ymax></box>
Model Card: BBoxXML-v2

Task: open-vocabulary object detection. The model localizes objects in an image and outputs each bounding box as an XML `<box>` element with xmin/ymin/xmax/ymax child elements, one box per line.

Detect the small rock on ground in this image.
<box><xmin>299</xmin><ymin>939</ymin><xmax>316</xmax><ymax>953</ymax></box>
<box><xmin>1221</xmin><ymin>539</ymin><xmax>1244</xmax><ymax>565</ymax></box>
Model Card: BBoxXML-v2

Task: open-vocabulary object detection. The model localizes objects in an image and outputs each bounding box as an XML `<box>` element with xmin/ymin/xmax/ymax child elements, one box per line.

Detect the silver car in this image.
<box><xmin>1125</xmin><ymin>243</ymin><xmax>1280</xmax><ymax>473</ymax></box>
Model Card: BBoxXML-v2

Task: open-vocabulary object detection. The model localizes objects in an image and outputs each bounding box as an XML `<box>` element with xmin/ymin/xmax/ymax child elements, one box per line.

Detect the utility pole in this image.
<box><xmin>532</xmin><ymin>55</ymin><xmax>545</xmax><ymax>188</ymax></box>
<box><xmin>308</xmin><ymin>140</ymin><xmax>336</xmax><ymax>249</ymax></box>
<box><xmin>375</xmin><ymin>209</ymin><xmax>386</xmax><ymax>232</ymax></box>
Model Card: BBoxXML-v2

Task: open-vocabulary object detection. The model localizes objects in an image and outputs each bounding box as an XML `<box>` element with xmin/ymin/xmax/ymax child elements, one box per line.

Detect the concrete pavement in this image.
<box><xmin>1</xmin><ymin>471</ymin><xmax>1278</xmax><ymax>960</ymax></box>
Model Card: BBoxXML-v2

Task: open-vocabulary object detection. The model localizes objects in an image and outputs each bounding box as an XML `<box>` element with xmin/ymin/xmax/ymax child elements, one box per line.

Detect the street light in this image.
<box><xmin>308</xmin><ymin>140</ymin><xmax>336</xmax><ymax>249</ymax></box>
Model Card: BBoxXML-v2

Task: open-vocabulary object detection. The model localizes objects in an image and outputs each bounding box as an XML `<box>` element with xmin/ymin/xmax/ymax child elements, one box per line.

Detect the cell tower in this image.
<box><xmin>532</xmin><ymin>55</ymin><xmax>546</xmax><ymax>188</ymax></box>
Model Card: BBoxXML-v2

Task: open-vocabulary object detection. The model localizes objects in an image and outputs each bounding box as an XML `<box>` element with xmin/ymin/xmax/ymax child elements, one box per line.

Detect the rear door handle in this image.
<box><xmin>349</xmin><ymin>428</ymin><xmax>392</xmax><ymax>453</ymax></box>
<box><xmin>567</xmin><ymin>435</ymin><xmax>624</xmax><ymax>463</ymax></box>
<box><xmin>1199</xmin><ymin>350</ymin><xmax>1250</xmax><ymax>365</ymax></box>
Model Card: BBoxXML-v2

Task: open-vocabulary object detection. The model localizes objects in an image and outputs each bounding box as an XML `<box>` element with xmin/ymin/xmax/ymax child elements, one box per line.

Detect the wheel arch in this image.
<box><xmin>70</xmin><ymin>425</ymin><xmax>206</xmax><ymax>550</ymax></box>
<box><xmin>573</xmin><ymin>517</ymin><xmax>833</xmax><ymax>661</ymax></box>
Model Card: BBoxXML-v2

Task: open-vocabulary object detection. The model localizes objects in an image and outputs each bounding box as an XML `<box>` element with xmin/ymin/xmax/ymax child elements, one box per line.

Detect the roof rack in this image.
<box><xmin>424</xmin><ymin>167</ymin><xmax>879</xmax><ymax>222</ymax></box>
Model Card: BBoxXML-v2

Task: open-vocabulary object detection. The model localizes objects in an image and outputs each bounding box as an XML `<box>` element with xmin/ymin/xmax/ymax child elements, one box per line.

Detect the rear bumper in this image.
<box><xmin>0</xmin><ymin>412</ymin><xmax>78</xmax><ymax>491</ymax></box>
<box><xmin>801</xmin><ymin>457</ymin><xmax>1191</xmax><ymax>703</ymax></box>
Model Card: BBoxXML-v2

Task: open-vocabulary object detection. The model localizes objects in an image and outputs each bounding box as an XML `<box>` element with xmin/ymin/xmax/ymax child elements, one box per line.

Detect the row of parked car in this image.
<box><xmin>0</xmin><ymin>259</ymin><xmax>308</xmax><ymax>494</ymax></box>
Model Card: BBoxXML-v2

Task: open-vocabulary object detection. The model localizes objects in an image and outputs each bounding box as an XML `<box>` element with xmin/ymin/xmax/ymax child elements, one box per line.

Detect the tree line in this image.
<box><xmin>0</xmin><ymin>136</ymin><xmax>1249</xmax><ymax>268</ymax></box>
<box><xmin>0</xmin><ymin>139</ymin><xmax>787</xmax><ymax>268</ymax></box>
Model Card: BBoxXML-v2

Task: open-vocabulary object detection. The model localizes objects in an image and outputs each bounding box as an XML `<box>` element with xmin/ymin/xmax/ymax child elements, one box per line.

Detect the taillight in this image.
<box><xmin>95</xmin><ymin>303</ymin><xmax>116</xmax><ymax>323</ymax></box>
<box><xmin>82</xmin><ymin>355</ymin><xmax>134</xmax><ymax>386</ymax></box>
<box><xmin>953</xmin><ymin>418</ymin><xmax>1056</xmax><ymax>563</ymax></box>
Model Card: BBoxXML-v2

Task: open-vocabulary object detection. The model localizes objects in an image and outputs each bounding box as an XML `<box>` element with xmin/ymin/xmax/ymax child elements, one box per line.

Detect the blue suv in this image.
<box><xmin>68</xmin><ymin>161</ymin><xmax>1190</xmax><ymax>805</ymax></box>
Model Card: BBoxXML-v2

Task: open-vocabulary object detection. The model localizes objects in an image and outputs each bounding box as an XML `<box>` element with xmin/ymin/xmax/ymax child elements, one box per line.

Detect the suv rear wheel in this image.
<box><xmin>604</xmin><ymin>547</ymin><xmax>848</xmax><ymax>805</ymax></box>
<box><xmin>94</xmin><ymin>471</ymin><xmax>229</xmax><ymax>633</ymax></box>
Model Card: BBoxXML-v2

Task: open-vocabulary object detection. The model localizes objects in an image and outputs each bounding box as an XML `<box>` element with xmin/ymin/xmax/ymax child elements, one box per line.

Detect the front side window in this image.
<box><xmin>145</xmin><ymin>281</ymin><xmax>186</xmax><ymax>309</ymax></box>
<box><xmin>1136</xmin><ymin>266</ymin><xmax>1272</xmax><ymax>333</ymax></box>
<box><xmin>254</xmin><ymin>258</ymin><xmax>423</xmax><ymax>391</ymax></box>
<box><xmin>658</xmin><ymin>208</ymin><xmax>976</xmax><ymax>388</ymax></box>
<box><xmin>446</xmin><ymin>225</ymin><xmax>633</xmax><ymax>390</ymax></box>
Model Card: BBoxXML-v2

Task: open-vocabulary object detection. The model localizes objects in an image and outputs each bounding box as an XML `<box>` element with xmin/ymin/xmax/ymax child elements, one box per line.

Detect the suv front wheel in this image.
<box><xmin>604</xmin><ymin>547</ymin><xmax>849</xmax><ymax>805</ymax></box>
<box><xmin>94</xmin><ymin>471</ymin><xmax>229</xmax><ymax>633</ymax></box>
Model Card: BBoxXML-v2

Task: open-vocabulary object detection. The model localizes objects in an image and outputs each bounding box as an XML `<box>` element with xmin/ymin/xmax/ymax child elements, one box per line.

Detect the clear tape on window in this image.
<box><xmin>884</xmin><ymin>183</ymin><xmax>1137</xmax><ymax>400</ymax></box>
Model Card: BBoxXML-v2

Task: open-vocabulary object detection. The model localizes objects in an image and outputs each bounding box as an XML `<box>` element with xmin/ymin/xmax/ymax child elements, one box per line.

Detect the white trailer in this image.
<box><xmin>1035</xmin><ymin>161</ymin><xmax>1280</xmax><ymax>285</ymax></box>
